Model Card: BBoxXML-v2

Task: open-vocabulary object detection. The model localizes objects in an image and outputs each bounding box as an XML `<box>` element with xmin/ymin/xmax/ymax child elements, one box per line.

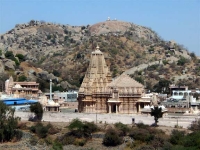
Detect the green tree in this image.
<box><xmin>30</xmin><ymin>102</ymin><xmax>43</xmax><ymax>121</ymax></box>
<box><xmin>0</xmin><ymin>101</ymin><xmax>21</xmax><ymax>142</ymax></box>
<box><xmin>0</xmin><ymin>49</ymin><xmax>2</xmax><ymax>56</ymax></box>
<box><xmin>18</xmin><ymin>75</ymin><xmax>27</xmax><ymax>81</ymax></box>
<box><xmin>151</xmin><ymin>106</ymin><xmax>163</xmax><ymax>126</ymax></box>
<box><xmin>153</xmin><ymin>79</ymin><xmax>171</xmax><ymax>94</ymax></box>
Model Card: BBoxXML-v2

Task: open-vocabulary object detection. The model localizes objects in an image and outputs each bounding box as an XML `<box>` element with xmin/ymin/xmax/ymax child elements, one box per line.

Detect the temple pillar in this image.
<box><xmin>116</xmin><ymin>104</ymin><xmax>118</xmax><ymax>114</ymax></box>
<box><xmin>138</xmin><ymin>103</ymin><xmax>140</xmax><ymax>112</ymax></box>
<box><xmin>109</xmin><ymin>103</ymin><xmax>111</xmax><ymax>113</ymax></box>
<box><xmin>133</xmin><ymin>102</ymin><xmax>137</xmax><ymax>113</ymax></box>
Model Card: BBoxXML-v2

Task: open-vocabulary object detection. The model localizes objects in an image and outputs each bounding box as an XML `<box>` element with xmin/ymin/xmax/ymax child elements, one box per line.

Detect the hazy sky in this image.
<box><xmin>0</xmin><ymin>0</ymin><xmax>199</xmax><ymax>56</ymax></box>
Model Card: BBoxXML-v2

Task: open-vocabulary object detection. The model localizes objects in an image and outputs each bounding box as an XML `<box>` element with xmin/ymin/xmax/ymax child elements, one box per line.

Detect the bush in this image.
<box><xmin>13</xmin><ymin>130</ymin><xmax>23</xmax><ymax>142</ymax></box>
<box><xmin>52</xmin><ymin>141</ymin><xmax>63</xmax><ymax>150</ymax></box>
<box><xmin>29</xmin><ymin>122</ymin><xmax>48</xmax><ymax>138</ymax></box>
<box><xmin>18</xmin><ymin>75</ymin><xmax>27</xmax><ymax>81</ymax></box>
<box><xmin>136</xmin><ymin>122</ymin><xmax>149</xmax><ymax>129</ymax></box>
<box><xmin>30</xmin><ymin>136</ymin><xmax>38</xmax><ymax>145</ymax></box>
<box><xmin>45</xmin><ymin>136</ymin><xmax>53</xmax><ymax>145</ymax></box>
<box><xmin>102</xmin><ymin>128</ymin><xmax>122</xmax><ymax>146</ymax></box>
<box><xmin>169</xmin><ymin>130</ymin><xmax>185</xmax><ymax>145</ymax></box>
<box><xmin>129</xmin><ymin>128</ymin><xmax>153</xmax><ymax>143</ymax></box>
<box><xmin>189</xmin><ymin>119</ymin><xmax>200</xmax><ymax>131</ymax></box>
<box><xmin>61</xmin><ymin>135</ymin><xmax>75</xmax><ymax>145</ymax></box>
<box><xmin>15</xmin><ymin>54</ymin><xmax>25</xmax><ymax>62</ymax></box>
<box><xmin>177</xmin><ymin>57</ymin><xmax>188</xmax><ymax>66</ymax></box>
<box><xmin>36</xmin><ymin>126</ymin><xmax>48</xmax><ymax>138</ymax></box>
<box><xmin>5</xmin><ymin>51</ymin><xmax>14</xmax><ymax>59</ymax></box>
<box><xmin>114</xmin><ymin>122</ymin><xmax>129</xmax><ymax>136</ymax></box>
<box><xmin>68</xmin><ymin>119</ymin><xmax>84</xmax><ymax>131</ymax></box>
<box><xmin>53</xmin><ymin>70</ymin><xmax>60</xmax><ymax>77</ymax></box>
<box><xmin>83</xmin><ymin>121</ymin><xmax>98</xmax><ymax>134</ymax></box>
<box><xmin>5</xmin><ymin>51</ymin><xmax>20</xmax><ymax>66</ymax></box>
<box><xmin>74</xmin><ymin>138</ymin><xmax>87</xmax><ymax>146</ymax></box>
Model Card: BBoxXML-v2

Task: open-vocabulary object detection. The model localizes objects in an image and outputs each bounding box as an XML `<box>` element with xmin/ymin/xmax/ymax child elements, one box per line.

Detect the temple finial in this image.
<box><xmin>96</xmin><ymin>44</ymin><xmax>99</xmax><ymax>50</ymax></box>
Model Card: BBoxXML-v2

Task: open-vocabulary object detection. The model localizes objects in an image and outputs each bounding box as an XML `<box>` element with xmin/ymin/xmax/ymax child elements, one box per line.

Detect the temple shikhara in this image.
<box><xmin>78</xmin><ymin>46</ymin><xmax>150</xmax><ymax>114</ymax></box>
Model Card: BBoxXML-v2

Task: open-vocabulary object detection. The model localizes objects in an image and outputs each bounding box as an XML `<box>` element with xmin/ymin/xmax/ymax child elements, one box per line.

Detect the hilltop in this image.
<box><xmin>0</xmin><ymin>20</ymin><xmax>200</xmax><ymax>92</ymax></box>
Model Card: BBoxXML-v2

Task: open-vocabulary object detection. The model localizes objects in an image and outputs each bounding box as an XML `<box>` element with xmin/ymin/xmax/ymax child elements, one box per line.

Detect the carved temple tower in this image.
<box><xmin>78</xmin><ymin>46</ymin><xmax>149</xmax><ymax>114</ymax></box>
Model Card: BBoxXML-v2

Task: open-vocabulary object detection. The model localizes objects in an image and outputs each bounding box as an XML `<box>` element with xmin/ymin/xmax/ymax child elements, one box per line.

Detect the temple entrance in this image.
<box><xmin>112</xmin><ymin>104</ymin><xmax>116</xmax><ymax>113</ymax></box>
<box><xmin>108</xmin><ymin>102</ymin><xmax>120</xmax><ymax>113</ymax></box>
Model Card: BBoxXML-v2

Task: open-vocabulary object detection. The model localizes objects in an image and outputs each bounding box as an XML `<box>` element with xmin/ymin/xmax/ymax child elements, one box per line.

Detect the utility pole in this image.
<box><xmin>96</xmin><ymin>100</ymin><xmax>97</xmax><ymax>124</ymax></box>
<box><xmin>50</xmin><ymin>79</ymin><xmax>52</xmax><ymax>100</ymax></box>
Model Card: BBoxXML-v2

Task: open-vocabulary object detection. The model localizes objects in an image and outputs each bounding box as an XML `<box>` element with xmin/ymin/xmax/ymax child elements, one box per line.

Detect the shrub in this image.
<box><xmin>13</xmin><ymin>130</ymin><xmax>23</xmax><ymax>142</ymax></box>
<box><xmin>48</xmin><ymin>127</ymin><xmax>59</xmax><ymax>135</ymax></box>
<box><xmin>169</xmin><ymin>129</ymin><xmax>185</xmax><ymax>145</ymax></box>
<box><xmin>36</xmin><ymin>125</ymin><xmax>48</xmax><ymax>138</ymax></box>
<box><xmin>53</xmin><ymin>70</ymin><xmax>60</xmax><ymax>77</ymax></box>
<box><xmin>136</xmin><ymin>122</ymin><xmax>149</xmax><ymax>129</ymax></box>
<box><xmin>129</xmin><ymin>128</ymin><xmax>153</xmax><ymax>143</ymax></box>
<box><xmin>74</xmin><ymin>138</ymin><xmax>87</xmax><ymax>146</ymax></box>
<box><xmin>45</xmin><ymin>136</ymin><xmax>53</xmax><ymax>145</ymax></box>
<box><xmin>189</xmin><ymin>119</ymin><xmax>200</xmax><ymax>131</ymax></box>
<box><xmin>29</xmin><ymin>122</ymin><xmax>48</xmax><ymax>138</ymax></box>
<box><xmin>15</xmin><ymin>54</ymin><xmax>25</xmax><ymax>62</ymax></box>
<box><xmin>18</xmin><ymin>75</ymin><xmax>27</xmax><ymax>81</ymax></box>
<box><xmin>114</xmin><ymin>122</ymin><xmax>129</xmax><ymax>136</ymax></box>
<box><xmin>177</xmin><ymin>57</ymin><xmax>188</xmax><ymax>66</ymax></box>
<box><xmin>47</xmin><ymin>34</ymin><xmax>52</xmax><ymax>40</ymax></box>
<box><xmin>52</xmin><ymin>141</ymin><xmax>63</xmax><ymax>150</ymax></box>
<box><xmin>83</xmin><ymin>121</ymin><xmax>98</xmax><ymax>134</ymax></box>
<box><xmin>68</xmin><ymin>119</ymin><xmax>84</xmax><ymax>131</ymax></box>
<box><xmin>5</xmin><ymin>51</ymin><xmax>20</xmax><ymax>66</ymax></box>
<box><xmin>5</xmin><ymin>51</ymin><xmax>14</xmax><ymax>59</ymax></box>
<box><xmin>61</xmin><ymin>135</ymin><xmax>75</xmax><ymax>145</ymax></box>
<box><xmin>162</xmin><ymin>60</ymin><xmax>168</xmax><ymax>65</ymax></box>
<box><xmin>102</xmin><ymin>128</ymin><xmax>122</xmax><ymax>146</ymax></box>
<box><xmin>136</xmin><ymin>145</ymin><xmax>154</xmax><ymax>150</ymax></box>
<box><xmin>182</xmin><ymin>131</ymin><xmax>200</xmax><ymax>149</ymax></box>
<box><xmin>29</xmin><ymin>136</ymin><xmax>38</xmax><ymax>145</ymax></box>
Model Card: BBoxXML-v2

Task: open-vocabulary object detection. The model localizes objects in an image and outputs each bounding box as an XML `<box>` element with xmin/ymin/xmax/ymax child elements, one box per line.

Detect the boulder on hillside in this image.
<box><xmin>37</xmin><ymin>71</ymin><xmax>49</xmax><ymax>81</ymax></box>
<box><xmin>3</xmin><ymin>59</ymin><xmax>15</xmax><ymax>70</ymax></box>
<box><xmin>60</xmin><ymin>81</ymin><xmax>72</xmax><ymax>89</ymax></box>
<box><xmin>37</xmin><ymin>71</ymin><xmax>57</xmax><ymax>81</ymax></box>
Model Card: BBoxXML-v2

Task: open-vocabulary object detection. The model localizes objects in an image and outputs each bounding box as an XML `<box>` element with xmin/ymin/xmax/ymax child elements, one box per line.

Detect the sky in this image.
<box><xmin>0</xmin><ymin>0</ymin><xmax>200</xmax><ymax>56</ymax></box>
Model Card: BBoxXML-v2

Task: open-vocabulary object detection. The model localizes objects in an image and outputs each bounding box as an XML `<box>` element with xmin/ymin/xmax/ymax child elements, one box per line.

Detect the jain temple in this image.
<box><xmin>78</xmin><ymin>46</ymin><xmax>151</xmax><ymax>114</ymax></box>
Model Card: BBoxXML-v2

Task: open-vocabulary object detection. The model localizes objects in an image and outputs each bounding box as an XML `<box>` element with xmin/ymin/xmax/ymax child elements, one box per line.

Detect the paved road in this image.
<box><xmin>15</xmin><ymin>111</ymin><xmax>198</xmax><ymax>129</ymax></box>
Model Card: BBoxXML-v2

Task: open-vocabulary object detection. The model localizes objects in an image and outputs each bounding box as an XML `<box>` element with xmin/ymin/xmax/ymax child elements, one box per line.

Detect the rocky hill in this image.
<box><xmin>0</xmin><ymin>20</ymin><xmax>200</xmax><ymax>92</ymax></box>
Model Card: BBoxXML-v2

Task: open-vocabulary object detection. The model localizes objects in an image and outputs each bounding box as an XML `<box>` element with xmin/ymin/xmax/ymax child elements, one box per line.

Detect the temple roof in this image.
<box><xmin>108</xmin><ymin>73</ymin><xmax>144</xmax><ymax>88</ymax></box>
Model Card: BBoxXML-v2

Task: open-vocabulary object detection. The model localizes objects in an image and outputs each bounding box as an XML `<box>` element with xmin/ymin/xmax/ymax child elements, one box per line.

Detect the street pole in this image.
<box><xmin>96</xmin><ymin>100</ymin><xmax>97</xmax><ymax>124</ymax></box>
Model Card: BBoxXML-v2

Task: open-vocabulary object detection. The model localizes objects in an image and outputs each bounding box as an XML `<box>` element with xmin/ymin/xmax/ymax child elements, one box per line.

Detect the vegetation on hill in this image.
<box><xmin>0</xmin><ymin>20</ymin><xmax>199</xmax><ymax>92</ymax></box>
